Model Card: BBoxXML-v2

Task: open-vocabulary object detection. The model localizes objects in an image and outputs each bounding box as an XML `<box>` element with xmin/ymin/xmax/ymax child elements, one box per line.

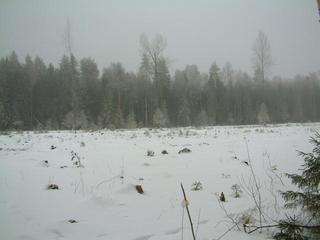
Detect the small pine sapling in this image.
<box><xmin>191</xmin><ymin>181</ymin><xmax>203</xmax><ymax>191</ymax></box>
<box><xmin>71</xmin><ymin>150</ymin><xmax>84</xmax><ymax>168</ymax></box>
<box><xmin>231</xmin><ymin>184</ymin><xmax>242</xmax><ymax>198</ymax></box>
<box><xmin>274</xmin><ymin>132</ymin><xmax>320</xmax><ymax>240</ymax></box>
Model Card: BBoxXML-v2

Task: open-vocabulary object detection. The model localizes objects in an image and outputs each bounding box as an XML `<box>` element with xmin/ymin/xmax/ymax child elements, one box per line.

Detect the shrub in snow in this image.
<box><xmin>178</xmin><ymin>147</ymin><xmax>191</xmax><ymax>154</ymax></box>
<box><xmin>147</xmin><ymin>150</ymin><xmax>154</xmax><ymax>157</ymax></box>
<box><xmin>191</xmin><ymin>181</ymin><xmax>203</xmax><ymax>191</ymax></box>
<box><xmin>231</xmin><ymin>184</ymin><xmax>242</xmax><ymax>198</ymax></box>
<box><xmin>80</xmin><ymin>141</ymin><xmax>85</xmax><ymax>147</ymax></box>
<box><xmin>161</xmin><ymin>150</ymin><xmax>168</xmax><ymax>154</ymax></box>
<box><xmin>239</xmin><ymin>211</ymin><xmax>256</xmax><ymax>226</ymax></box>
<box><xmin>47</xmin><ymin>184</ymin><xmax>59</xmax><ymax>190</ymax></box>
<box><xmin>50</xmin><ymin>145</ymin><xmax>56</xmax><ymax>150</ymax></box>
<box><xmin>71</xmin><ymin>151</ymin><xmax>84</xmax><ymax>167</ymax></box>
<box><xmin>68</xmin><ymin>219</ymin><xmax>77</xmax><ymax>223</ymax></box>
<box><xmin>221</xmin><ymin>173</ymin><xmax>231</xmax><ymax>179</ymax></box>
<box><xmin>40</xmin><ymin>160</ymin><xmax>49</xmax><ymax>167</ymax></box>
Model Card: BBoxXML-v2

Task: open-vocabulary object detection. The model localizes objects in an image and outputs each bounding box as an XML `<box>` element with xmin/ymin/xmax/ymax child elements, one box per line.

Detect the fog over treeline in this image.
<box><xmin>0</xmin><ymin>32</ymin><xmax>319</xmax><ymax>130</ymax></box>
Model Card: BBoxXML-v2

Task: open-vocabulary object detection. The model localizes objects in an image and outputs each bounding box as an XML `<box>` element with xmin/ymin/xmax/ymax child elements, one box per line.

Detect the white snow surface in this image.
<box><xmin>0</xmin><ymin>123</ymin><xmax>319</xmax><ymax>240</ymax></box>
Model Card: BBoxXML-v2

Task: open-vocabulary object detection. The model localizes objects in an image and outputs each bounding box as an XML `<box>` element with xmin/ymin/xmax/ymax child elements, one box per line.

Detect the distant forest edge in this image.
<box><xmin>0</xmin><ymin>32</ymin><xmax>319</xmax><ymax>130</ymax></box>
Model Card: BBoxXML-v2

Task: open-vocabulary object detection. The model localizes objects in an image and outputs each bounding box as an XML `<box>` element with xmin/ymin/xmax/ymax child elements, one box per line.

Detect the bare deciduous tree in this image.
<box><xmin>252</xmin><ymin>30</ymin><xmax>272</xmax><ymax>83</ymax></box>
<box><xmin>139</xmin><ymin>33</ymin><xmax>167</xmax><ymax>82</ymax></box>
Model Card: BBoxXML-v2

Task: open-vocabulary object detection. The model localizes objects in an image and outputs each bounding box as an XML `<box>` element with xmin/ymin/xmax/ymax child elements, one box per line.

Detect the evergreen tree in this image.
<box><xmin>274</xmin><ymin>133</ymin><xmax>320</xmax><ymax>240</ymax></box>
<box><xmin>80</xmin><ymin>58</ymin><xmax>101</xmax><ymax>123</ymax></box>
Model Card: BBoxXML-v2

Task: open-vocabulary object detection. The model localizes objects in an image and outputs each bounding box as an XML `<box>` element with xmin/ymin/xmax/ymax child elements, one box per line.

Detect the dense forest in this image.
<box><xmin>0</xmin><ymin>33</ymin><xmax>319</xmax><ymax>131</ymax></box>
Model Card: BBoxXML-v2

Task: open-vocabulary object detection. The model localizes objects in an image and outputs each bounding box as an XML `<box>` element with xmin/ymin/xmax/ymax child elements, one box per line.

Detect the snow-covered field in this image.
<box><xmin>0</xmin><ymin>123</ymin><xmax>319</xmax><ymax>240</ymax></box>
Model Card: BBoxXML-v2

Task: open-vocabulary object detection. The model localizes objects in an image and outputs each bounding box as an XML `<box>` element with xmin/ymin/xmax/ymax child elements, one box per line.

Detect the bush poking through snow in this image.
<box><xmin>221</xmin><ymin>173</ymin><xmax>231</xmax><ymax>179</ymax></box>
<box><xmin>80</xmin><ymin>141</ymin><xmax>85</xmax><ymax>147</ymax></box>
<box><xmin>135</xmin><ymin>185</ymin><xmax>144</xmax><ymax>194</ymax></box>
<box><xmin>68</xmin><ymin>219</ymin><xmax>77</xmax><ymax>223</ymax></box>
<box><xmin>178</xmin><ymin>147</ymin><xmax>191</xmax><ymax>154</ymax></box>
<box><xmin>231</xmin><ymin>184</ymin><xmax>242</xmax><ymax>198</ymax></box>
<box><xmin>161</xmin><ymin>150</ymin><xmax>168</xmax><ymax>154</ymax></box>
<box><xmin>240</xmin><ymin>212</ymin><xmax>256</xmax><ymax>226</ymax></box>
<box><xmin>147</xmin><ymin>150</ymin><xmax>154</xmax><ymax>157</ymax></box>
<box><xmin>71</xmin><ymin>151</ymin><xmax>84</xmax><ymax>168</ymax></box>
<box><xmin>47</xmin><ymin>184</ymin><xmax>59</xmax><ymax>190</ymax></box>
<box><xmin>191</xmin><ymin>181</ymin><xmax>203</xmax><ymax>191</ymax></box>
<box><xmin>40</xmin><ymin>160</ymin><xmax>49</xmax><ymax>167</ymax></box>
<box><xmin>50</xmin><ymin>145</ymin><xmax>56</xmax><ymax>150</ymax></box>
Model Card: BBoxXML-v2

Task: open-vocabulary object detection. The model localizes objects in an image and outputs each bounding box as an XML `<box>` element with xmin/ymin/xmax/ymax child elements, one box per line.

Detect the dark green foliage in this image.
<box><xmin>274</xmin><ymin>132</ymin><xmax>320</xmax><ymax>240</ymax></box>
<box><xmin>274</xmin><ymin>218</ymin><xmax>307</xmax><ymax>240</ymax></box>
<box><xmin>0</xmin><ymin>51</ymin><xmax>320</xmax><ymax>130</ymax></box>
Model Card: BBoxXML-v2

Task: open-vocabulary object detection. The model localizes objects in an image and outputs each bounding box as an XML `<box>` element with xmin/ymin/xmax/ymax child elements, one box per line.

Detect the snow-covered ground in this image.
<box><xmin>0</xmin><ymin>123</ymin><xmax>319</xmax><ymax>240</ymax></box>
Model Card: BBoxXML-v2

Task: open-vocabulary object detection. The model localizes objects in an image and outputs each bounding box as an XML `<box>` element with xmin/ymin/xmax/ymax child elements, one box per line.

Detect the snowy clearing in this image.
<box><xmin>0</xmin><ymin>123</ymin><xmax>319</xmax><ymax>240</ymax></box>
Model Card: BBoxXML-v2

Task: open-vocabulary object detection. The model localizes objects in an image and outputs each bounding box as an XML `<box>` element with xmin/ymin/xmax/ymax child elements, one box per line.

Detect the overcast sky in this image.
<box><xmin>0</xmin><ymin>0</ymin><xmax>319</xmax><ymax>78</ymax></box>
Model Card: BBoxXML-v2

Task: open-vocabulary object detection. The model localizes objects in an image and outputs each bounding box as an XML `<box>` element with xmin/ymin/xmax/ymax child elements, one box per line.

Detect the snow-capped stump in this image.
<box><xmin>161</xmin><ymin>150</ymin><xmax>168</xmax><ymax>154</ymax></box>
<box><xmin>47</xmin><ymin>184</ymin><xmax>59</xmax><ymax>190</ymax></box>
<box><xmin>50</xmin><ymin>145</ymin><xmax>56</xmax><ymax>150</ymax></box>
<box><xmin>135</xmin><ymin>185</ymin><xmax>144</xmax><ymax>194</ymax></box>
<box><xmin>68</xmin><ymin>219</ymin><xmax>77</xmax><ymax>223</ymax></box>
<box><xmin>147</xmin><ymin>150</ymin><xmax>154</xmax><ymax>157</ymax></box>
<box><xmin>178</xmin><ymin>147</ymin><xmax>191</xmax><ymax>154</ymax></box>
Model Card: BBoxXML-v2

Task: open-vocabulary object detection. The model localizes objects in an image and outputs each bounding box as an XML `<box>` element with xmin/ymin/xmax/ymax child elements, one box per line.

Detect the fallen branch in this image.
<box><xmin>213</xmin><ymin>223</ymin><xmax>238</xmax><ymax>240</ymax></box>
<box><xmin>245</xmin><ymin>223</ymin><xmax>320</xmax><ymax>234</ymax></box>
<box><xmin>216</xmin><ymin>195</ymin><xmax>241</xmax><ymax>231</ymax></box>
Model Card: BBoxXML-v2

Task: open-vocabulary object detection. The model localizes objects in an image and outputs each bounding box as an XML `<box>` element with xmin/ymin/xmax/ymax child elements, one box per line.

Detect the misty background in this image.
<box><xmin>0</xmin><ymin>0</ymin><xmax>320</xmax><ymax>131</ymax></box>
<box><xmin>1</xmin><ymin>0</ymin><xmax>319</xmax><ymax>78</ymax></box>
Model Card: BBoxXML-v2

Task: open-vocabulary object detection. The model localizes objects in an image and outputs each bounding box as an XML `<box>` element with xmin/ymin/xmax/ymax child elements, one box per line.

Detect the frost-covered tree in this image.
<box><xmin>62</xmin><ymin>110</ymin><xmax>88</xmax><ymax>130</ymax></box>
<box><xmin>125</xmin><ymin>111</ymin><xmax>137</xmax><ymax>129</ymax></box>
<box><xmin>274</xmin><ymin>133</ymin><xmax>320</xmax><ymax>240</ymax></box>
<box><xmin>194</xmin><ymin>110</ymin><xmax>208</xmax><ymax>126</ymax></box>
<box><xmin>177</xmin><ymin>98</ymin><xmax>191</xmax><ymax>126</ymax></box>
<box><xmin>152</xmin><ymin>108</ymin><xmax>169</xmax><ymax>128</ymax></box>
<box><xmin>257</xmin><ymin>102</ymin><xmax>270</xmax><ymax>124</ymax></box>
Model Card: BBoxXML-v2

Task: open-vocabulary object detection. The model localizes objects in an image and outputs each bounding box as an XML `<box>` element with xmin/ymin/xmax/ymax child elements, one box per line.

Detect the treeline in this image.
<box><xmin>0</xmin><ymin>51</ymin><xmax>319</xmax><ymax>130</ymax></box>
